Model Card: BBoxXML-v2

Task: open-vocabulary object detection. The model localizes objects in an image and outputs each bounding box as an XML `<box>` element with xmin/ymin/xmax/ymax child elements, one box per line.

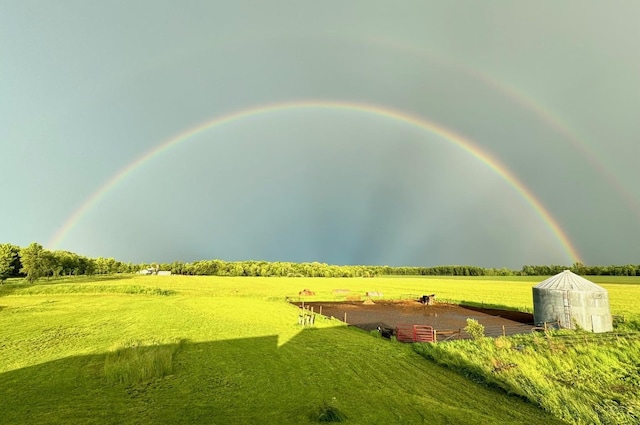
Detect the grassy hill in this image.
<box><xmin>0</xmin><ymin>274</ymin><xmax>569</xmax><ymax>424</ymax></box>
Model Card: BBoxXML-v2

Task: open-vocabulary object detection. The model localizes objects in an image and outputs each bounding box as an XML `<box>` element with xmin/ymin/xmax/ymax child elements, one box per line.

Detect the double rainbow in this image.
<box><xmin>48</xmin><ymin>100</ymin><xmax>581</xmax><ymax>263</ymax></box>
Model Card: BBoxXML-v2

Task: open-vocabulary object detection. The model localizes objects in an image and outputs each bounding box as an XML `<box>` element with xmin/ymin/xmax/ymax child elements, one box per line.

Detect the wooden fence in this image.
<box><xmin>394</xmin><ymin>322</ymin><xmax>548</xmax><ymax>343</ymax></box>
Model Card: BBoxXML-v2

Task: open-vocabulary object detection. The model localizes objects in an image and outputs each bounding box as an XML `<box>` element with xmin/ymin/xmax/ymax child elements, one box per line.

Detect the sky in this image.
<box><xmin>1</xmin><ymin>1</ymin><xmax>639</xmax><ymax>268</ymax></box>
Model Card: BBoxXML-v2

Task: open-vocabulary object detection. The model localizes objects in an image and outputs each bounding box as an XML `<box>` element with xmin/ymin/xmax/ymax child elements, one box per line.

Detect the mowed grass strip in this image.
<box><xmin>0</xmin><ymin>275</ymin><xmax>566</xmax><ymax>424</ymax></box>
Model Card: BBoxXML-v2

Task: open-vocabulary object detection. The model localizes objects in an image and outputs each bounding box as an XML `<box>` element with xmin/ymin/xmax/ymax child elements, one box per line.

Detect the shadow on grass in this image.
<box><xmin>457</xmin><ymin>303</ymin><xmax>534</xmax><ymax>324</ymax></box>
<box><xmin>455</xmin><ymin>299</ymin><xmax>533</xmax><ymax>313</ymax></box>
<box><xmin>0</xmin><ymin>281</ymin><xmax>33</xmax><ymax>297</ymax></box>
<box><xmin>0</xmin><ymin>327</ymin><xmax>564</xmax><ymax>425</ymax></box>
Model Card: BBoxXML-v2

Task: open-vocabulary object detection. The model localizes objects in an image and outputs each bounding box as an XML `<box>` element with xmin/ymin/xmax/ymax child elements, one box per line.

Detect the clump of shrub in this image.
<box><xmin>122</xmin><ymin>285</ymin><xmax>175</xmax><ymax>296</ymax></box>
<box><xmin>494</xmin><ymin>336</ymin><xmax>512</xmax><ymax>350</ymax></box>
<box><xmin>464</xmin><ymin>318</ymin><xmax>485</xmax><ymax>339</ymax></box>
<box><xmin>616</xmin><ymin>318</ymin><xmax>640</xmax><ymax>332</ymax></box>
<box><xmin>313</xmin><ymin>399</ymin><xmax>346</xmax><ymax>422</ymax></box>
<box><xmin>104</xmin><ymin>339</ymin><xmax>183</xmax><ymax>385</ymax></box>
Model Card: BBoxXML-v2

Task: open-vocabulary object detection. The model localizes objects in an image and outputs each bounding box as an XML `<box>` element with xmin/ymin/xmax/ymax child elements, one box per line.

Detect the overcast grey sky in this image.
<box><xmin>2</xmin><ymin>1</ymin><xmax>639</xmax><ymax>268</ymax></box>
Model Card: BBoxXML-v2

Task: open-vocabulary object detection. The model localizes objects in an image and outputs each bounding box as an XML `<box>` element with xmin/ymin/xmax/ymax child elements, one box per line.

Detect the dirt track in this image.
<box><xmin>294</xmin><ymin>300</ymin><xmax>535</xmax><ymax>339</ymax></box>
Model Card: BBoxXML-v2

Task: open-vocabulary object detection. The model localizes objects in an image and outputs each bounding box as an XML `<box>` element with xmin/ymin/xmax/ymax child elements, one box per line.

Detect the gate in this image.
<box><xmin>395</xmin><ymin>324</ymin><xmax>435</xmax><ymax>343</ymax></box>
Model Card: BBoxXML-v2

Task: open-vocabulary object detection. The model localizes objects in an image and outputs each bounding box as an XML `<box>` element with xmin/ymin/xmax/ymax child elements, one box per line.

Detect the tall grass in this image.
<box><xmin>8</xmin><ymin>284</ymin><xmax>175</xmax><ymax>296</ymax></box>
<box><xmin>104</xmin><ymin>339</ymin><xmax>184</xmax><ymax>386</ymax></box>
<box><xmin>414</xmin><ymin>332</ymin><xmax>640</xmax><ymax>424</ymax></box>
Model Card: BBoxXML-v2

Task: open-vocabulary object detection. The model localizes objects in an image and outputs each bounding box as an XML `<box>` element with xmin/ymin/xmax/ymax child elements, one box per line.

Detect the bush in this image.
<box><xmin>465</xmin><ymin>318</ymin><xmax>485</xmax><ymax>339</ymax></box>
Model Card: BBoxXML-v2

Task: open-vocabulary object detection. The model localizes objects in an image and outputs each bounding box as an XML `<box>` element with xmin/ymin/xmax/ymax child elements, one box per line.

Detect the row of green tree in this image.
<box><xmin>2</xmin><ymin>242</ymin><xmax>640</xmax><ymax>283</ymax></box>
<box><xmin>376</xmin><ymin>265</ymin><xmax>515</xmax><ymax>276</ymax></box>
<box><xmin>156</xmin><ymin>260</ymin><xmax>380</xmax><ymax>278</ymax></box>
<box><xmin>520</xmin><ymin>262</ymin><xmax>640</xmax><ymax>276</ymax></box>
<box><xmin>384</xmin><ymin>263</ymin><xmax>640</xmax><ymax>277</ymax></box>
<box><xmin>0</xmin><ymin>243</ymin><xmax>137</xmax><ymax>283</ymax></box>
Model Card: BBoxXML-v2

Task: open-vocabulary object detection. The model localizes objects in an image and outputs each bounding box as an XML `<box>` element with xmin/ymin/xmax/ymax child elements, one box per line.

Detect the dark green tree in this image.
<box><xmin>0</xmin><ymin>243</ymin><xmax>16</xmax><ymax>284</ymax></box>
<box><xmin>20</xmin><ymin>243</ymin><xmax>50</xmax><ymax>282</ymax></box>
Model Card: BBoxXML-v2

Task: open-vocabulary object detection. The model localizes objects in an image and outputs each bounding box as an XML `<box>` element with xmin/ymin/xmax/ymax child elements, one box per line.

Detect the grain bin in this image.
<box><xmin>532</xmin><ymin>270</ymin><xmax>612</xmax><ymax>333</ymax></box>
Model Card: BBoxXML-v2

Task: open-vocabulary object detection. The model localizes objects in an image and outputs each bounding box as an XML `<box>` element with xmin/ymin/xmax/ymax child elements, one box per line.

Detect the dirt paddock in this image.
<box><xmin>294</xmin><ymin>300</ymin><xmax>535</xmax><ymax>339</ymax></box>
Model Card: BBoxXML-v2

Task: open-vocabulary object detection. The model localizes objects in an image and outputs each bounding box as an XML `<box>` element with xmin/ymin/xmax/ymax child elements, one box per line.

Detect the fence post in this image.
<box><xmin>344</xmin><ymin>312</ymin><xmax>347</xmax><ymax>324</ymax></box>
<box><xmin>502</xmin><ymin>325</ymin><xmax>506</xmax><ymax>337</ymax></box>
<box><xmin>434</xmin><ymin>329</ymin><xmax>437</xmax><ymax>343</ymax></box>
<box><xmin>319</xmin><ymin>305</ymin><xmax>322</xmax><ymax>316</ymax></box>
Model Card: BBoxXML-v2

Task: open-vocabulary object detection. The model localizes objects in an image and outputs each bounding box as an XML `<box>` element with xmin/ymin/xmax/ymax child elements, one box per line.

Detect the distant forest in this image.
<box><xmin>2</xmin><ymin>242</ymin><xmax>640</xmax><ymax>283</ymax></box>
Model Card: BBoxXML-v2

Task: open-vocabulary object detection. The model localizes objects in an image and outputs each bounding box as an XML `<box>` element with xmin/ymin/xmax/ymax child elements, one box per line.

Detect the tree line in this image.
<box><xmin>0</xmin><ymin>243</ymin><xmax>136</xmax><ymax>283</ymax></box>
<box><xmin>2</xmin><ymin>242</ymin><xmax>640</xmax><ymax>284</ymax></box>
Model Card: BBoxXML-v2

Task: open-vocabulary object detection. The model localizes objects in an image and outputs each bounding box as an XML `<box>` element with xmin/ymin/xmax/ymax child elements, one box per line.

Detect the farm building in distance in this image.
<box><xmin>138</xmin><ymin>268</ymin><xmax>171</xmax><ymax>276</ymax></box>
<box><xmin>532</xmin><ymin>270</ymin><xmax>613</xmax><ymax>333</ymax></box>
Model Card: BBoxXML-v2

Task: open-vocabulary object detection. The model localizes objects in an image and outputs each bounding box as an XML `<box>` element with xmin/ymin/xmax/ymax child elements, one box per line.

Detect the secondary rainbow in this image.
<box><xmin>48</xmin><ymin>100</ymin><xmax>582</xmax><ymax>262</ymax></box>
<box><xmin>365</xmin><ymin>35</ymin><xmax>640</xmax><ymax>218</ymax></box>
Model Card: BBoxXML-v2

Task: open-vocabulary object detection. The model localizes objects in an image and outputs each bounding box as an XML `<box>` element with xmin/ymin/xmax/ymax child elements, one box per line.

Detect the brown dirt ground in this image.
<box><xmin>294</xmin><ymin>300</ymin><xmax>535</xmax><ymax>339</ymax></box>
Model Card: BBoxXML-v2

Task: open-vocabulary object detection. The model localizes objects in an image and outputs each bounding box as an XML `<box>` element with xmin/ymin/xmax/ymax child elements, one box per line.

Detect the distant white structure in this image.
<box><xmin>532</xmin><ymin>270</ymin><xmax>613</xmax><ymax>333</ymax></box>
<box><xmin>138</xmin><ymin>268</ymin><xmax>154</xmax><ymax>275</ymax></box>
<box><xmin>157</xmin><ymin>271</ymin><xmax>172</xmax><ymax>276</ymax></box>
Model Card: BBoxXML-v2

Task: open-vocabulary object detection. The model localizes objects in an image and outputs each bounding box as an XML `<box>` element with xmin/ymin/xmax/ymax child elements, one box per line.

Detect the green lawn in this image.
<box><xmin>0</xmin><ymin>275</ymin><xmax>572</xmax><ymax>424</ymax></box>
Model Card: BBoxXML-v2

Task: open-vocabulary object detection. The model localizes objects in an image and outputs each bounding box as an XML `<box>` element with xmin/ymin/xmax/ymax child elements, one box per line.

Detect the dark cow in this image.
<box><xmin>420</xmin><ymin>294</ymin><xmax>436</xmax><ymax>305</ymax></box>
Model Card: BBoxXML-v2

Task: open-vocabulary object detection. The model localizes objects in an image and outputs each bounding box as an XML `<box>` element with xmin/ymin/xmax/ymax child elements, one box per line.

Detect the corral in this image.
<box><xmin>295</xmin><ymin>299</ymin><xmax>534</xmax><ymax>340</ymax></box>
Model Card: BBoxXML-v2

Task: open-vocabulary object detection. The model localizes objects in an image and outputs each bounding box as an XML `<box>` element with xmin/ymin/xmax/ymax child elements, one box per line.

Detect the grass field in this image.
<box><xmin>1</xmin><ymin>274</ymin><xmax>639</xmax><ymax>424</ymax></box>
<box><xmin>380</xmin><ymin>275</ymin><xmax>640</xmax><ymax>321</ymax></box>
<box><xmin>286</xmin><ymin>274</ymin><xmax>640</xmax><ymax>320</ymax></box>
<box><xmin>415</xmin><ymin>330</ymin><xmax>640</xmax><ymax>424</ymax></box>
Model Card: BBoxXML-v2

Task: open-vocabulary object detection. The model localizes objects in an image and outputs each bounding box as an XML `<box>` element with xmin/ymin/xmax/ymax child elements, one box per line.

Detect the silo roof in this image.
<box><xmin>534</xmin><ymin>270</ymin><xmax>607</xmax><ymax>292</ymax></box>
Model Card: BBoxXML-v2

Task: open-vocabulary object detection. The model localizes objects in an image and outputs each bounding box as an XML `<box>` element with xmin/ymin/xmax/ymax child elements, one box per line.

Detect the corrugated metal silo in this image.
<box><xmin>532</xmin><ymin>270</ymin><xmax>612</xmax><ymax>333</ymax></box>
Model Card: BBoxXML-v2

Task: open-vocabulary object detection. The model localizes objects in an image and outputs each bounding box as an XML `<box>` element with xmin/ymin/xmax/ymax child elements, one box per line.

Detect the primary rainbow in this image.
<box><xmin>48</xmin><ymin>100</ymin><xmax>582</xmax><ymax>262</ymax></box>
